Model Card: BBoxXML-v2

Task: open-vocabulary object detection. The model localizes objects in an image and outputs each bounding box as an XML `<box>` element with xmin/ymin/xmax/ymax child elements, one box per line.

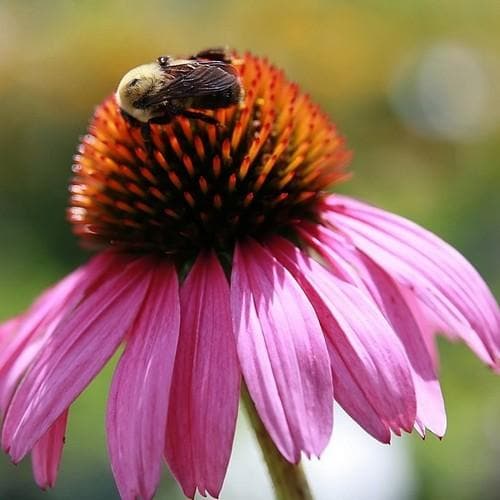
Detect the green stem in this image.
<box><xmin>241</xmin><ymin>386</ymin><xmax>314</xmax><ymax>500</ymax></box>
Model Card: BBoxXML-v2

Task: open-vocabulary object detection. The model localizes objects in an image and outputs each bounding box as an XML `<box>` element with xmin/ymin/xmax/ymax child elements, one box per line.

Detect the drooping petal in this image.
<box><xmin>0</xmin><ymin>317</ymin><xmax>24</xmax><ymax>412</ymax></box>
<box><xmin>268</xmin><ymin>236</ymin><xmax>416</xmax><ymax>441</ymax></box>
<box><xmin>305</xmin><ymin>226</ymin><xmax>446</xmax><ymax>436</ymax></box>
<box><xmin>0</xmin><ymin>270</ymin><xmax>83</xmax><ymax>377</ymax></box>
<box><xmin>107</xmin><ymin>261</ymin><xmax>180</xmax><ymax>500</ymax></box>
<box><xmin>363</xmin><ymin>258</ymin><xmax>446</xmax><ymax>436</ymax></box>
<box><xmin>2</xmin><ymin>255</ymin><xmax>153</xmax><ymax>462</ymax></box>
<box><xmin>0</xmin><ymin>316</ymin><xmax>22</xmax><ymax>352</ymax></box>
<box><xmin>165</xmin><ymin>252</ymin><xmax>240</xmax><ymax>499</ymax></box>
<box><xmin>400</xmin><ymin>288</ymin><xmax>441</xmax><ymax>371</ymax></box>
<box><xmin>31</xmin><ymin>410</ymin><xmax>68</xmax><ymax>490</ymax></box>
<box><xmin>302</xmin><ymin>225</ymin><xmax>446</xmax><ymax>436</ymax></box>
<box><xmin>322</xmin><ymin>195</ymin><xmax>500</xmax><ymax>365</ymax></box>
<box><xmin>231</xmin><ymin>239</ymin><xmax>333</xmax><ymax>463</ymax></box>
<box><xmin>356</xmin><ymin>257</ymin><xmax>446</xmax><ymax>436</ymax></box>
<box><xmin>1</xmin><ymin>335</ymin><xmax>46</xmax><ymax>413</ymax></box>
<box><xmin>0</xmin><ymin>252</ymin><xmax>116</xmax><ymax>411</ymax></box>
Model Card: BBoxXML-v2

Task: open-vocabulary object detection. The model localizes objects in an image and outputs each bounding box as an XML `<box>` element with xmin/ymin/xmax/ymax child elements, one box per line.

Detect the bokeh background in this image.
<box><xmin>0</xmin><ymin>1</ymin><xmax>499</xmax><ymax>499</ymax></box>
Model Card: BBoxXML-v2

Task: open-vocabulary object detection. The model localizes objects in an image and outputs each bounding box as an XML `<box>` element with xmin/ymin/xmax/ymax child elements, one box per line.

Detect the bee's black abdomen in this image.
<box><xmin>191</xmin><ymin>47</ymin><xmax>233</xmax><ymax>64</ymax></box>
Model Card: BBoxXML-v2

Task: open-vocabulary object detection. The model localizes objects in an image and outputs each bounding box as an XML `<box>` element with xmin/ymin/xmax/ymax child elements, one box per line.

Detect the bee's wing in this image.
<box><xmin>142</xmin><ymin>65</ymin><xmax>238</xmax><ymax>106</ymax></box>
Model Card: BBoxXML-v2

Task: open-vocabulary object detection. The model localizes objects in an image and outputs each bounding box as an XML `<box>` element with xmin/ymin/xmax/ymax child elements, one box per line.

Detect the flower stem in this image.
<box><xmin>241</xmin><ymin>385</ymin><xmax>314</xmax><ymax>500</ymax></box>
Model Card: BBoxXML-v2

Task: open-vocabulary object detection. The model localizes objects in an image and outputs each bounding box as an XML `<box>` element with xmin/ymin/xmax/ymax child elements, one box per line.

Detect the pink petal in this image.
<box><xmin>231</xmin><ymin>240</ymin><xmax>333</xmax><ymax>463</ymax></box>
<box><xmin>322</xmin><ymin>195</ymin><xmax>499</xmax><ymax>365</ymax></box>
<box><xmin>2</xmin><ymin>254</ymin><xmax>153</xmax><ymax>462</ymax></box>
<box><xmin>107</xmin><ymin>261</ymin><xmax>180</xmax><ymax>500</ymax></box>
<box><xmin>306</xmin><ymin>227</ymin><xmax>446</xmax><ymax>436</ymax></box>
<box><xmin>0</xmin><ymin>269</ymin><xmax>84</xmax><ymax>374</ymax></box>
<box><xmin>0</xmin><ymin>317</ymin><xmax>24</xmax><ymax>411</ymax></box>
<box><xmin>268</xmin><ymin>236</ymin><xmax>416</xmax><ymax>440</ymax></box>
<box><xmin>1</xmin><ymin>335</ymin><xmax>46</xmax><ymax>413</ymax></box>
<box><xmin>166</xmin><ymin>252</ymin><xmax>240</xmax><ymax>499</ymax></box>
<box><xmin>31</xmin><ymin>410</ymin><xmax>68</xmax><ymax>489</ymax></box>
<box><xmin>400</xmin><ymin>289</ymin><xmax>441</xmax><ymax>371</ymax></box>
<box><xmin>0</xmin><ymin>252</ymin><xmax>116</xmax><ymax>411</ymax></box>
<box><xmin>358</xmin><ymin>259</ymin><xmax>446</xmax><ymax>436</ymax></box>
<box><xmin>0</xmin><ymin>316</ymin><xmax>22</xmax><ymax>352</ymax></box>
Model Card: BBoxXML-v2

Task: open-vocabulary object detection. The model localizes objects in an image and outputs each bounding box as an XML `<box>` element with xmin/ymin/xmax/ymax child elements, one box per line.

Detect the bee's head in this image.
<box><xmin>115</xmin><ymin>63</ymin><xmax>163</xmax><ymax>122</ymax></box>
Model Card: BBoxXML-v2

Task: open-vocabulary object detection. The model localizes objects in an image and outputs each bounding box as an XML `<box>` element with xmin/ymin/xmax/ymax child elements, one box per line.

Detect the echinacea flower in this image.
<box><xmin>1</xmin><ymin>51</ymin><xmax>499</xmax><ymax>500</ymax></box>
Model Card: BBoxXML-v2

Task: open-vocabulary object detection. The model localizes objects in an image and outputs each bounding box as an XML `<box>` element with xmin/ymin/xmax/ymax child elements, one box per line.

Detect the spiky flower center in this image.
<box><xmin>69</xmin><ymin>53</ymin><xmax>350</xmax><ymax>259</ymax></box>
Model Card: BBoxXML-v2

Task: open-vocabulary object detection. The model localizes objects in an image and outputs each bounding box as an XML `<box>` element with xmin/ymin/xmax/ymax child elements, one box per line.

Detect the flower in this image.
<box><xmin>1</xmin><ymin>51</ymin><xmax>499</xmax><ymax>500</ymax></box>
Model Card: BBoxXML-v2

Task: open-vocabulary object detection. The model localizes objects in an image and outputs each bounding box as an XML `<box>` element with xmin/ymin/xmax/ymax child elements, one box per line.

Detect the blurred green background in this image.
<box><xmin>0</xmin><ymin>0</ymin><xmax>499</xmax><ymax>499</ymax></box>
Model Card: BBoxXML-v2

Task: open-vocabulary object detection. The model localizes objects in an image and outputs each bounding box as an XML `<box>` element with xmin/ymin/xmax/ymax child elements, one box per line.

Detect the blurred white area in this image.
<box><xmin>222</xmin><ymin>405</ymin><xmax>416</xmax><ymax>500</ymax></box>
<box><xmin>389</xmin><ymin>42</ymin><xmax>500</xmax><ymax>141</ymax></box>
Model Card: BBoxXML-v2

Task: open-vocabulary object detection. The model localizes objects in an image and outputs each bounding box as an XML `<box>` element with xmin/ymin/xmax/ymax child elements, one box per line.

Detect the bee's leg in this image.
<box><xmin>140</xmin><ymin>123</ymin><xmax>155</xmax><ymax>158</ymax></box>
<box><xmin>143</xmin><ymin>109</ymin><xmax>176</xmax><ymax>158</ymax></box>
<box><xmin>180</xmin><ymin>110</ymin><xmax>221</xmax><ymax>127</ymax></box>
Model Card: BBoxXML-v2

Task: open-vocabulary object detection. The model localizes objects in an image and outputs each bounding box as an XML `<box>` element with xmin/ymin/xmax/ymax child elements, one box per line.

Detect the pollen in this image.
<box><xmin>69</xmin><ymin>52</ymin><xmax>351</xmax><ymax>257</ymax></box>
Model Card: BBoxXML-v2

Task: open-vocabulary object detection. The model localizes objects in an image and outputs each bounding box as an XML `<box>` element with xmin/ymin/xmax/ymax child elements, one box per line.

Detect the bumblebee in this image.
<box><xmin>116</xmin><ymin>48</ymin><xmax>243</xmax><ymax>147</ymax></box>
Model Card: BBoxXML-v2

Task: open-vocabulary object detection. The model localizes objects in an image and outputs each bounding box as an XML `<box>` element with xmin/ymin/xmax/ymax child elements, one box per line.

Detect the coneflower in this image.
<box><xmin>0</xmin><ymin>51</ymin><xmax>498</xmax><ymax>500</ymax></box>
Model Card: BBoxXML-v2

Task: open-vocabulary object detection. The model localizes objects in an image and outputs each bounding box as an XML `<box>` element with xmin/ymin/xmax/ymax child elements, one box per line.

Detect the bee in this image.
<box><xmin>115</xmin><ymin>48</ymin><xmax>243</xmax><ymax>151</ymax></box>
